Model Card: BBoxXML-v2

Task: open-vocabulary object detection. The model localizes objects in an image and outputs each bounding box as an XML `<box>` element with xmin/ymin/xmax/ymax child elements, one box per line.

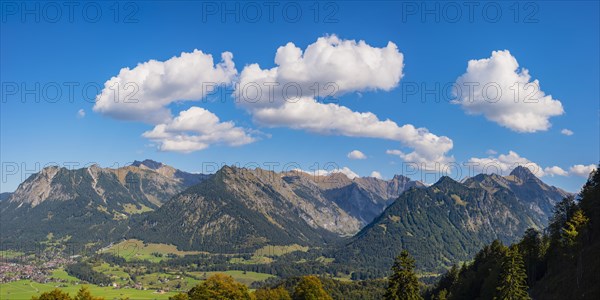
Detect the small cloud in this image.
<box><xmin>569</xmin><ymin>164</ymin><xmax>596</xmax><ymax>177</ymax></box>
<box><xmin>347</xmin><ymin>150</ymin><xmax>367</xmax><ymax>160</ymax></box>
<box><xmin>467</xmin><ymin>150</ymin><xmax>545</xmax><ymax>177</ymax></box>
<box><xmin>486</xmin><ymin>149</ymin><xmax>498</xmax><ymax>155</ymax></box>
<box><xmin>561</xmin><ymin>129</ymin><xmax>574</xmax><ymax>136</ymax></box>
<box><xmin>77</xmin><ymin>109</ymin><xmax>85</xmax><ymax>118</ymax></box>
<box><xmin>370</xmin><ymin>171</ymin><xmax>383</xmax><ymax>179</ymax></box>
<box><xmin>544</xmin><ymin>166</ymin><xmax>568</xmax><ymax>177</ymax></box>
<box><xmin>294</xmin><ymin>166</ymin><xmax>359</xmax><ymax>179</ymax></box>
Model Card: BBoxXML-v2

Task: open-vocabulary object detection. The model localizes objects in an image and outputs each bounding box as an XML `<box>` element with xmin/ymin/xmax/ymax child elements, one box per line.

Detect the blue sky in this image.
<box><xmin>1</xmin><ymin>1</ymin><xmax>598</xmax><ymax>193</ymax></box>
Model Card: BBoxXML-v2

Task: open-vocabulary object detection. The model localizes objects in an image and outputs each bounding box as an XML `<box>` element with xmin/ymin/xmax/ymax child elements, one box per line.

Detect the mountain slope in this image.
<box><xmin>132</xmin><ymin>159</ymin><xmax>209</xmax><ymax>187</ymax></box>
<box><xmin>0</xmin><ymin>162</ymin><xmax>206</xmax><ymax>246</ymax></box>
<box><xmin>321</xmin><ymin>175</ymin><xmax>424</xmax><ymax>224</ymax></box>
<box><xmin>132</xmin><ymin>166</ymin><xmax>362</xmax><ymax>252</ymax></box>
<box><xmin>463</xmin><ymin>166</ymin><xmax>569</xmax><ymax>223</ymax></box>
<box><xmin>0</xmin><ymin>192</ymin><xmax>11</xmax><ymax>201</ymax></box>
<box><xmin>288</xmin><ymin>171</ymin><xmax>424</xmax><ymax>225</ymax></box>
<box><xmin>337</xmin><ymin>171</ymin><xmax>569</xmax><ymax>273</ymax></box>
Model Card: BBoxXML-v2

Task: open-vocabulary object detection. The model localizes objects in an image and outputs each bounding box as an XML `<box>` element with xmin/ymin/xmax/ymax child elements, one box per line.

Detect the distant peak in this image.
<box><xmin>392</xmin><ymin>174</ymin><xmax>411</xmax><ymax>182</ymax></box>
<box><xmin>216</xmin><ymin>165</ymin><xmax>238</xmax><ymax>175</ymax></box>
<box><xmin>510</xmin><ymin>166</ymin><xmax>537</xmax><ymax>180</ymax></box>
<box><xmin>433</xmin><ymin>176</ymin><xmax>460</xmax><ymax>186</ymax></box>
<box><xmin>132</xmin><ymin>159</ymin><xmax>164</xmax><ymax>170</ymax></box>
<box><xmin>87</xmin><ymin>164</ymin><xmax>102</xmax><ymax>171</ymax></box>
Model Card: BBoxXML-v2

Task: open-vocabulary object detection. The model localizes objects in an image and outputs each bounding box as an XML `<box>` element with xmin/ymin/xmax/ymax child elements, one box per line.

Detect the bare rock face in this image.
<box><xmin>316</xmin><ymin>174</ymin><xmax>425</xmax><ymax>225</ymax></box>
<box><xmin>132</xmin><ymin>159</ymin><xmax>209</xmax><ymax>187</ymax></box>
<box><xmin>9</xmin><ymin>166</ymin><xmax>73</xmax><ymax>207</ymax></box>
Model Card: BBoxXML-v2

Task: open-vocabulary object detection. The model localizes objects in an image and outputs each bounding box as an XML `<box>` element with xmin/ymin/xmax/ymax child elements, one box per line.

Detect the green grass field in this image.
<box><xmin>100</xmin><ymin>239</ymin><xmax>204</xmax><ymax>262</ymax></box>
<box><xmin>0</xmin><ymin>270</ymin><xmax>275</xmax><ymax>299</ymax></box>
<box><xmin>253</xmin><ymin>244</ymin><xmax>309</xmax><ymax>257</ymax></box>
<box><xmin>188</xmin><ymin>271</ymin><xmax>274</xmax><ymax>286</ymax></box>
<box><xmin>49</xmin><ymin>269</ymin><xmax>80</xmax><ymax>282</ymax></box>
<box><xmin>92</xmin><ymin>263</ymin><xmax>133</xmax><ymax>285</ymax></box>
<box><xmin>122</xmin><ymin>203</ymin><xmax>154</xmax><ymax>215</ymax></box>
<box><xmin>0</xmin><ymin>280</ymin><xmax>176</xmax><ymax>300</ymax></box>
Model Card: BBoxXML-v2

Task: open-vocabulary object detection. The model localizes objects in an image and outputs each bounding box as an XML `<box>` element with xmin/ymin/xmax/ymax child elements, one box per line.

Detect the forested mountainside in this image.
<box><xmin>427</xmin><ymin>165</ymin><xmax>599</xmax><ymax>300</ymax></box>
<box><xmin>336</xmin><ymin>167</ymin><xmax>569</xmax><ymax>275</ymax></box>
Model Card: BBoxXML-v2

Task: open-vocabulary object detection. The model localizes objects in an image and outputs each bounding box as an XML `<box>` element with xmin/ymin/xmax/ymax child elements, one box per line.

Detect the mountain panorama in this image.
<box><xmin>2</xmin><ymin>158</ymin><xmax>598</xmax><ymax>300</ymax></box>
<box><xmin>1</xmin><ymin>160</ymin><xmax>568</xmax><ymax>264</ymax></box>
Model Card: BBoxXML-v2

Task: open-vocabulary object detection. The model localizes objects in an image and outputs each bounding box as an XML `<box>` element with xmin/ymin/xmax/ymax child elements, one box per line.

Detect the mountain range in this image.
<box><xmin>336</xmin><ymin>167</ymin><xmax>569</xmax><ymax>273</ymax></box>
<box><xmin>0</xmin><ymin>160</ymin><xmax>569</xmax><ymax>273</ymax></box>
<box><xmin>0</xmin><ymin>160</ymin><xmax>206</xmax><ymax>246</ymax></box>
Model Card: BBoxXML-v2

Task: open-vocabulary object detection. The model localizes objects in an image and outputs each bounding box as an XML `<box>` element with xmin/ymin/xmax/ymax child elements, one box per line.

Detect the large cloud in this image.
<box><xmin>93</xmin><ymin>50</ymin><xmax>254</xmax><ymax>152</ymax></box>
<box><xmin>94</xmin><ymin>50</ymin><xmax>237</xmax><ymax>124</ymax></box>
<box><xmin>453</xmin><ymin>50</ymin><xmax>564</xmax><ymax>133</ymax></box>
<box><xmin>254</xmin><ymin>97</ymin><xmax>454</xmax><ymax>164</ymax></box>
<box><xmin>237</xmin><ymin>36</ymin><xmax>453</xmax><ymax>165</ymax></box>
<box><xmin>236</xmin><ymin>35</ymin><xmax>404</xmax><ymax>109</ymax></box>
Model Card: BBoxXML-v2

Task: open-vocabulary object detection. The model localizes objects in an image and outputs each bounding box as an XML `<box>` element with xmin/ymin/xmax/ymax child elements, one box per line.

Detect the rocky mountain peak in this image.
<box><xmin>132</xmin><ymin>159</ymin><xmax>164</xmax><ymax>170</ymax></box>
<box><xmin>510</xmin><ymin>166</ymin><xmax>538</xmax><ymax>181</ymax></box>
<box><xmin>392</xmin><ymin>174</ymin><xmax>411</xmax><ymax>182</ymax></box>
<box><xmin>434</xmin><ymin>176</ymin><xmax>460</xmax><ymax>187</ymax></box>
<box><xmin>9</xmin><ymin>165</ymin><xmax>72</xmax><ymax>207</ymax></box>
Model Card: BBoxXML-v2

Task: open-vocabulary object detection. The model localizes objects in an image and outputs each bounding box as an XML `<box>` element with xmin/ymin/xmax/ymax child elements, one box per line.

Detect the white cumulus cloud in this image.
<box><xmin>255</xmin><ymin>98</ymin><xmax>454</xmax><ymax>164</ymax></box>
<box><xmin>544</xmin><ymin>166</ymin><xmax>568</xmax><ymax>177</ymax></box>
<box><xmin>467</xmin><ymin>151</ymin><xmax>595</xmax><ymax>179</ymax></box>
<box><xmin>294</xmin><ymin>166</ymin><xmax>359</xmax><ymax>179</ymax></box>
<box><xmin>561</xmin><ymin>129</ymin><xmax>574</xmax><ymax>136</ymax></box>
<box><xmin>236</xmin><ymin>35</ymin><xmax>404</xmax><ymax>109</ymax></box>
<box><xmin>236</xmin><ymin>36</ymin><xmax>452</xmax><ymax>165</ymax></box>
<box><xmin>93</xmin><ymin>50</ymin><xmax>256</xmax><ymax>152</ymax></box>
<box><xmin>467</xmin><ymin>150</ymin><xmax>546</xmax><ymax>177</ymax></box>
<box><xmin>347</xmin><ymin>150</ymin><xmax>367</xmax><ymax>160</ymax></box>
<box><xmin>94</xmin><ymin>50</ymin><xmax>237</xmax><ymax>124</ymax></box>
<box><xmin>370</xmin><ymin>171</ymin><xmax>383</xmax><ymax>179</ymax></box>
<box><xmin>569</xmin><ymin>164</ymin><xmax>596</xmax><ymax>177</ymax></box>
<box><xmin>142</xmin><ymin>107</ymin><xmax>255</xmax><ymax>153</ymax></box>
<box><xmin>77</xmin><ymin>109</ymin><xmax>85</xmax><ymax>118</ymax></box>
<box><xmin>453</xmin><ymin>50</ymin><xmax>564</xmax><ymax>133</ymax></box>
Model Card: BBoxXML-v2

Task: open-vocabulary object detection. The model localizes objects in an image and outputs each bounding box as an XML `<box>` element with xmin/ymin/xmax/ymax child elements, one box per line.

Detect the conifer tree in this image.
<box><xmin>561</xmin><ymin>209</ymin><xmax>590</xmax><ymax>249</ymax></box>
<box><xmin>384</xmin><ymin>250</ymin><xmax>423</xmax><ymax>300</ymax></box>
<box><xmin>578</xmin><ymin>165</ymin><xmax>599</xmax><ymax>241</ymax></box>
<box><xmin>495</xmin><ymin>247</ymin><xmax>531</xmax><ymax>300</ymax></box>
